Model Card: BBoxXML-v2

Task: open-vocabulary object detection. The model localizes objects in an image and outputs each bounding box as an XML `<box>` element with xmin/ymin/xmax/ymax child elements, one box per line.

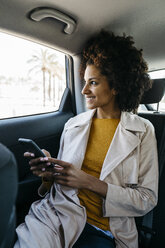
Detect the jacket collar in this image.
<box><xmin>66</xmin><ymin>109</ymin><xmax>146</xmax><ymax>133</ymax></box>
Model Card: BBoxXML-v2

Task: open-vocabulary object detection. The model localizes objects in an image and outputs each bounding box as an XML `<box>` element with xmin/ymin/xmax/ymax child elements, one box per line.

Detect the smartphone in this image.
<box><xmin>18</xmin><ymin>138</ymin><xmax>54</xmax><ymax>168</ymax></box>
<box><xmin>18</xmin><ymin>138</ymin><xmax>46</xmax><ymax>158</ymax></box>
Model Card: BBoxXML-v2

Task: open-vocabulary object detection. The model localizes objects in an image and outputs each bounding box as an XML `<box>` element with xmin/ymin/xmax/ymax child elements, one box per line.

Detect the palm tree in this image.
<box><xmin>28</xmin><ymin>49</ymin><xmax>55</xmax><ymax>106</ymax></box>
<box><xmin>28</xmin><ymin>49</ymin><xmax>65</xmax><ymax>107</ymax></box>
<box><xmin>49</xmin><ymin>61</ymin><xmax>64</xmax><ymax>107</ymax></box>
<box><xmin>46</xmin><ymin>54</ymin><xmax>59</xmax><ymax>102</ymax></box>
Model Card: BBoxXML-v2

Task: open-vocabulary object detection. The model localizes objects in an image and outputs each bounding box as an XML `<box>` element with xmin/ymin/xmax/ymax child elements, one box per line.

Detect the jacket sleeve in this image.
<box><xmin>103</xmin><ymin>122</ymin><xmax>159</xmax><ymax>217</ymax></box>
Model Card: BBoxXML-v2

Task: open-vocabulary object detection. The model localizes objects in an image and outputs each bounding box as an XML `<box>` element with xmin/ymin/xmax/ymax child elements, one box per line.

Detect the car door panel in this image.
<box><xmin>0</xmin><ymin>88</ymin><xmax>75</xmax><ymax>225</ymax></box>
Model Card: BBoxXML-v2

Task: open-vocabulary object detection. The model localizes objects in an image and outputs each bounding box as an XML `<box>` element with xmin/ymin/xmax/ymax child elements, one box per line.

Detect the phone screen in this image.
<box><xmin>18</xmin><ymin>138</ymin><xmax>46</xmax><ymax>158</ymax></box>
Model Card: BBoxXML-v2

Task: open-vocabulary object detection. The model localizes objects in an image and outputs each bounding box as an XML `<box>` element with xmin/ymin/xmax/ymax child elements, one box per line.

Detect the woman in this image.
<box><xmin>14</xmin><ymin>30</ymin><xmax>158</xmax><ymax>248</ymax></box>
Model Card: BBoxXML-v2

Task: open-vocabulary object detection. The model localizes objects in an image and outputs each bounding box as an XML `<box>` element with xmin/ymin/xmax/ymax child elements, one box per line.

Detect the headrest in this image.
<box><xmin>141</xmin><ymin>79</ymin><xmax>165</xmax><ymax>104</ymax></box>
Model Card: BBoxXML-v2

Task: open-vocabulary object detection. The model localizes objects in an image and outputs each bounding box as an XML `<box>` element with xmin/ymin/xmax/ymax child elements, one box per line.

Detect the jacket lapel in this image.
<box><xmin>100</xmin><ymin>123</ymin><xmax>140</xmax><ymax>180</ymax></box>
<box><xmin>100</xmin><ymin>112</ymin><xmax>146</xmax><ymax>180</ymax></box>
<box><xmin>61</xmin><ymin>109</ymin><xmax>96</xmax><ymax>168</ymax></box>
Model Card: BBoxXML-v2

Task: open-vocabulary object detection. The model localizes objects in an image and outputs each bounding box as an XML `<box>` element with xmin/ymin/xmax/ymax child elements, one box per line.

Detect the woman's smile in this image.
<box><xmin>85</xmin><ymin>96</ymin><xmax>96</xmax><ymax>101</ymax></box>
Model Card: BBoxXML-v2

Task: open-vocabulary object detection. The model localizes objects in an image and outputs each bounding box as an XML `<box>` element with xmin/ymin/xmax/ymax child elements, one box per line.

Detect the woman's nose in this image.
<box><xmin>81</xmin><ymin>83</ymin><xmax>90</xmax><ymax>95</ymax></box>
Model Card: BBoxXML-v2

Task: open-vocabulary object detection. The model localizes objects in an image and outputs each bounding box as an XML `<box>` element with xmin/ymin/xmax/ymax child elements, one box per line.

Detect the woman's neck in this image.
<box><xmin>95</xmin><ymin>108</ymin><xmax>121</xmax><ymax>119</ymax></box>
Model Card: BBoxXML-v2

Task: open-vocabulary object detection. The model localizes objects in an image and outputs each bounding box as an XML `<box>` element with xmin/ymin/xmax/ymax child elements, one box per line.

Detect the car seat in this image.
<box><xmin>0</xmin><ymin>143</ymin><xmax>18</xmax><ymax>248</ymax></box>
<box><xmin>137</xmin><ymin>78</ymin><xmax>165</xmax><ymax>248</ymax></box>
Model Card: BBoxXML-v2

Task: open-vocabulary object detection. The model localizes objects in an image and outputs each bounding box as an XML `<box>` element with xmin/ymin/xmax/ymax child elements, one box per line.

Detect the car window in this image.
<box><xmin>148</xmin><ymin>70</ymin><xmax>165</xmax><ymax>112</ymax></box>
<box><xmin>0</xmin><ymin>32</ymin><xmax>66</xmax><ymax>119</ymax></box>
<box><xmin>139</xmin><ymin>70</ymin><xmax>165</xmax><ymax>112</ymax></box>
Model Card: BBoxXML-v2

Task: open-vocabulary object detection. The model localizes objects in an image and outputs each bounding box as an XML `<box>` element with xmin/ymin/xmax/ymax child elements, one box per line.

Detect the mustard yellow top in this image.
<box><xmin>78</xmin><ymin>118</ymin><xmax>120</xmax><ymax>230</ymax></box>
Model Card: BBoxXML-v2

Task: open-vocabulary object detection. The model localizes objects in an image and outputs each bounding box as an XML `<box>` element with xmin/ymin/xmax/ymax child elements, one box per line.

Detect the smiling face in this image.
<box><xmin>82</xmin><ymin>65</ymin><xmax>120</xmax><ymax>118</ymax></box>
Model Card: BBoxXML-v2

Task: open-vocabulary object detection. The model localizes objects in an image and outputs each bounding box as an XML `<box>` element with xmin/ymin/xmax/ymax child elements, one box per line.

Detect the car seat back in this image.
<box><xmin>137</xmin><ymin>79</ymin><xmax>165</xmax><ymax>248</ymax></box>
<box><xmin>0</xmin><ymin>144</ymin><xmax>18</xmax><ymax>248</ymax></box>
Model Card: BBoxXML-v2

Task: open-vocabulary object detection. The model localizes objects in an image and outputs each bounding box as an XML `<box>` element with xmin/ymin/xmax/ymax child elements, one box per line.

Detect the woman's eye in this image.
<box><xmin>90</xmin><ymin>81</ymin><xmax>97</xmax><ymax>85</ymax></box>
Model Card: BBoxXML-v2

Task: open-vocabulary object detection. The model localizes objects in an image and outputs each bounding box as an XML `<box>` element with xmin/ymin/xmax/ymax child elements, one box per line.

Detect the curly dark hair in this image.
<box><xmin>80</xmin><ymin>30</ymin><xmax>152</xmax><ymax>112</ymax></box>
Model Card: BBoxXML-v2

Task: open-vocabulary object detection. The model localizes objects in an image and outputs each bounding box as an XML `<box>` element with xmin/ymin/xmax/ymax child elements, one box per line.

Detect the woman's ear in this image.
<box><xmin>112</xmin><ymin>89</ymin><xmax>118</xmax><ymax>96</ymax></box>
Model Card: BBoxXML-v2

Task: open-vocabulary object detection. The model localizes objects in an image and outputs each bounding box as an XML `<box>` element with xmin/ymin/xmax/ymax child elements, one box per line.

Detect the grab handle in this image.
<box><xmin>30</xmin><ymin>8</ymin><xmax>76</xmax><ymax>35</ymax></box>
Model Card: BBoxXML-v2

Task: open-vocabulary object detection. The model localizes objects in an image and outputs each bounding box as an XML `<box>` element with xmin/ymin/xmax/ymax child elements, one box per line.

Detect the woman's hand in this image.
<box><xmin>24</xmin><ymin>149</ymin><xmax>54</xmax><ymax>181</ymax></box>
<box><xmin>47</xmin><ymin>158</ymin><xmax>108</xmax><ymax>198</ymax></box>
<box><xmin>51</xmin><ymin>159</ymin><xmax>91</xmax><ymax>189</ymax></box>
<box><xmin>24</xmin><ymin>152</ymin><xmax>108</xmax><ymax>198</ymax></box>
<box><xmin>26</xmin><ymin>154</ymin><xmax>88</xmax><ymax>188</ymax></box>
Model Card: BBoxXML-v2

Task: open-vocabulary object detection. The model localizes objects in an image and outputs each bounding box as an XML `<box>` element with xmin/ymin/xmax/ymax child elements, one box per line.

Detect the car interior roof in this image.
<box><xmin>0</xmin><ymin>0</ymin><xmax>165</xmax><ymax>72</ymax></box>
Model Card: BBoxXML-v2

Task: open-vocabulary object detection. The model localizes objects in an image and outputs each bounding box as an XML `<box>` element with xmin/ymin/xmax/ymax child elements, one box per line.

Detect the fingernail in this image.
<box><xmin>43</xmin><ymin>157</ymin><xmax>48</xmax><ymax>161</ymax></box>
<box><xmin>41</xmin><ymin>168</ymin><xmax>46</xmax><ymax>171</ymax></box>
<box><xmin>46</xmin><ymin>162</ymin><xmax>51</xmax><ymax>166</ymax></box>
<box><xmin>31</xmin><ymin>153</ymin><xmax>35</xmax><ymax>157</ymax></box>
<box><xmin>54</xmin><ymin>172</ymin><xmax>60</xmax><ymax>176</ymax></box>
<box><xmin>40</xmin><ymin>158</ymin><xmax>44</xmax><ymax>161</ymax></box>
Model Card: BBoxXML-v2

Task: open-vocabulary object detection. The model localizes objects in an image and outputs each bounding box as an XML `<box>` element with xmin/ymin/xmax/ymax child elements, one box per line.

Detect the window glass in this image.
<box><xmin>0</xmin><ymin>32</ymin><xmax>66</xmax><ymax>119</ymax></box>
<box><xmin>148</xmin><ymin>70</ymin><xmax>165</xmax><ymax>112</ymax></box>
<box><xmin>139</xmin><ymin>70</ymin><xmax>165</xmax><ymax>112</ymax></box>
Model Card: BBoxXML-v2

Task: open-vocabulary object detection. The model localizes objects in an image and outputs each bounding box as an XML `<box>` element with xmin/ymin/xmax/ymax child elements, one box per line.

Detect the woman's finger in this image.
<box><xmin>24</xmin><ymin>152</ymin><xmax>35</xmax><ymax>157</ymax></box>
<box><xmin>47</xmin><ymin>158</ymin><xmax>71</xmax><ymax>168</ymax></box>
<box><xmin>53</xmin><ymin>166</ymin><xmax>64</xmax><ymax>173</ymax></box>
<box><xmin>54</xmin><ymin>175</ymin><xmax>69</xmax><ymax>185</ymax></box>
<box><xmin>29</xmin><ymin>157</ymin><xmax>49</xmax><ymax>166</ymax></box>
<box><xmin>30</xmin><ymin>162</ymin><xmax>53</xmax><ymax>171</ymax></box>
<box><xmin>42</xmin><ymin>149</ymin><xmax>51</xmax><ymax>157</ymax></box>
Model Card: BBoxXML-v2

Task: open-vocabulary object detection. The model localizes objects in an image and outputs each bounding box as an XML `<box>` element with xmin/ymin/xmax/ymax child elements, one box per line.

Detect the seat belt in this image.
<box><xmin>139</xmin><ymin>124</ymin><xmax>165</xmax><ymax>248</ymax></box>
